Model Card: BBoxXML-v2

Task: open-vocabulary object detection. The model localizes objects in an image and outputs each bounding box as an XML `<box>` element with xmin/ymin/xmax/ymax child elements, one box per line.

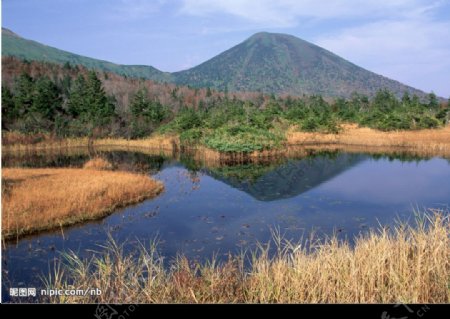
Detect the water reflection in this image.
<box><xmin>207</xmin><ymin>152</ymin><xmax>366</xmax><ymax>201</ymax></box>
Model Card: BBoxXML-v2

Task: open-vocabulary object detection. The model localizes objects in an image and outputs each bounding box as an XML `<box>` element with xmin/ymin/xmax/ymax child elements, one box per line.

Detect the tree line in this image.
<box><xmin>2</xmin><ymin>69</ymin><xmax>449</xmax><ymax>151</ymax></box>
<box><xmin>2</xmin><ymin>71</ymin><xmax>171</xmax><ymax>138</ymax></box>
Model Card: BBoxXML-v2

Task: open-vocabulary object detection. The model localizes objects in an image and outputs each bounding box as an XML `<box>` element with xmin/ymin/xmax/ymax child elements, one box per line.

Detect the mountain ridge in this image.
<box><xmin>1</xmin><ymin>27</ymin><xmax>430</xmax><ymax>98</ymax></box>
<box><xmin>1</xmin><ymin>28</ymin><xmax>171</xmax><ymax>82</ymax></box>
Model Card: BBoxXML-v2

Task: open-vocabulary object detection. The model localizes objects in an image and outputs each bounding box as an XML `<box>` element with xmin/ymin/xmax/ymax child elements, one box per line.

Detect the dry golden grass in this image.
<box><xmin>83</xmin><ymin>157</ymin><xmax>114</xmax><ymax>170</ymax></box>
<box><xmin>2</xmin><ymin>165</ymin><xmax>164</xmax><ymax>240</ymax></box>
<box><xmin>96</xmin><ymin>135</ymin><xmax>179</xmax><ymax>150</ymax></box>
<box><xmin>1</xmin><ymin>131</ymin><xmax>50</xmax><ymax>145</ymax></box>
<box><xmin>1</xmin><ymin>145</ymin><xmax>176</xmax><ymax>166</ymax></box>
<box><xmin>4</xmin><ymin>124</ymin><xmax>450</xmax><ymax>159</ymax></box>
<box><xmin>2</xmin><ymin>132</ymin><xmax>90</xmax><ymax>151</ymax></box>
<box><xmin>1</xmin><ymin>132</ymin><xmax>178</xmax><ymax>153</ymax></box>
<box><xmin>287</xmin><ymin>124</ymin><xmax>450</xmax><ymax>157</ymax></box>
<box><xmin>44</xmin><ymin>212</ymin><xmax>449</xmax><ymax>304</ymax></box>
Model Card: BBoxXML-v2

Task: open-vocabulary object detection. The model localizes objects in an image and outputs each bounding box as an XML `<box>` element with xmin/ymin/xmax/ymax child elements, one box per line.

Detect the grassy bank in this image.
<box><xmin>3</xmin><ymin>124</ymin><xmax>450</xmax><ymax>159</ymax></box>
<box><xmin>288</xmin><ymin>124</ymin><xmax>450</xmax><ymax>153</ymax></box>
<box><xmin>43</xmin><ymin>212</ymin><xmax>449</xmax><ymax>303</ymax></box>
<box><xmin>1</xmin><ymin>158</ymin><xmax>164</xmax><ymax>240</ymax></box>
<box><xmin>1</xmin><ymin>131</ymin><xmax>179</xmax><ymax>152</ymax></box>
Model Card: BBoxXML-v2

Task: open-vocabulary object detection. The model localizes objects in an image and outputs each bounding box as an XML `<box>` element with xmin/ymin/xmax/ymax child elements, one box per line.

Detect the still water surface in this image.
<box><xmin>2</xmin><ymin>150</ymin><xmax>450</xmax><ymax>300</ymax></box>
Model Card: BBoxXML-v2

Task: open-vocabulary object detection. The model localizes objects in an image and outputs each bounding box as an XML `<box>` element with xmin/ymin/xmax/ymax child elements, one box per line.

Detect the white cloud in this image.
<box><xmin>316</xmin><ymin>17</ymin><xmax>450</xmax><ymax>95</ymax></box>
<box><xmin>179</xmin><ymin>0</ymin><xmax>436</xmax><ymax>27</ymax></box>
<box><xmin>108</xmin><ymin>0</ymin><xmax>166</xmax><ymax>20</ymax></box>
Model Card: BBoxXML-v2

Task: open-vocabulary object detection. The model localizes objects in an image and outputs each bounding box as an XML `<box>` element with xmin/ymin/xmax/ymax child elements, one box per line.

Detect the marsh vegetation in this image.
<box><xmin>1</xmin><ymin>157</ymin><xmax>164</xmax><ymax>239</ymax></box>
<box><xmin>43</xmin><ymin>213</ymin><xmax>449</xmax><ymax>303</ymax></box>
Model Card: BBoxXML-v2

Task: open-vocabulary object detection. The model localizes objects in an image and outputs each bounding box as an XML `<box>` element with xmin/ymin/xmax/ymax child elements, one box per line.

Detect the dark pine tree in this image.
<box><xmin>13</xmin><ymin>73</ymin><xmax>35</xmax><ymax>116</ymax></box>
<box><xmin>32</xmin><ymin>76</ymin><xmax>62</xmax><ymax>121</ymax></box>
<box><xmin>2</xmin><ymin>86</ymin><xmax>16</xmax><ymax>130</ymax></box>
<box><xmin>85</xmin><ymin>71</ymin><xmax>114</xmax><ymax>126</ymax></box>
<box><xmin>68</xmin><ymin>75</ymin><xmax>87</xmax><ymax>118</ymax></box>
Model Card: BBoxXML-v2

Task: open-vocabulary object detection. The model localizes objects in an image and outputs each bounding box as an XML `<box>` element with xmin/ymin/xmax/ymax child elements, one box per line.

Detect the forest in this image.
<box><xmin>2</xmin><ymin>58</ymin><xmax>449</xmax><ymax>153</ymax></box>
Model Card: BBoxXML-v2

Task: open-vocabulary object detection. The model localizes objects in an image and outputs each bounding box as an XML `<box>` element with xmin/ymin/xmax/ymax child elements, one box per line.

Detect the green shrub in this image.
<box><xmin>417</xmin><ymin>116</ymin><xmax>440</xmax><ymax>129</ymax></box>
<box><xmin>300</xmin><ymin>117</ymin><xmax>319</xmax><ymax>132</ymax></box>
<box><xmin>180</xmin><ymin>128</ymin><xmax>203</xmax><ymax>144</ymax></box>
<box><xmin>203</xmin><ymin>126</ymin><xmax>283</xmax><ymax>153</ymax></box>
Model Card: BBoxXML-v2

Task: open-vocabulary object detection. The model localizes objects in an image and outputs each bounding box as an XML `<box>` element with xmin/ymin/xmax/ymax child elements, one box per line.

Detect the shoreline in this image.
<box><xmin>287</xmin><ymin>124</ymin><xmax>450</xmax><ymax>154</ymax></box>
<box><xmin>3</xmin><ymin>124</ymin><xmax>450</xmax><ymax>159</ymax></box>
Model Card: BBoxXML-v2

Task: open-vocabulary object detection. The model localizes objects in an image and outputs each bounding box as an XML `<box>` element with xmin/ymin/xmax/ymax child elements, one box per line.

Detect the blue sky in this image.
<box><xmin>2</xmin><ymin>0</ymin><xmax>450</xmax><ymax>97</ymax></box>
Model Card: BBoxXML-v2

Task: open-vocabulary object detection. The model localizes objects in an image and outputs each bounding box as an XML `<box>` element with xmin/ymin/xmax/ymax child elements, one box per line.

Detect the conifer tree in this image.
<box><xmin>33</xmin><ymin>76</ymin><xmax>62</xmax><ymax>120</ymax></box>
<box><xmin>85</xmin><ymin>71</ymin><xmax>113</xmax><ymax>124</ymax></box>
<box><xmin>13</xmin><ymin>73</ymin><xmax>34</xmax><ymax>116</ymax></box>
<box><xmin>68</xmin><ymin>75</ymin><xmax>87</xmax><ymax>117</ymax></box>
<box><xmin>1</xmin><ymin>86</ymin><xmax>15</xmax><ymax>130</ymax></box>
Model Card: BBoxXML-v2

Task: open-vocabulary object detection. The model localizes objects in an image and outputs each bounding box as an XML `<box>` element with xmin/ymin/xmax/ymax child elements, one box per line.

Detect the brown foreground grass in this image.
<box><xmin>44</xmin><ymin>212</ymin><xmax>449</xmax><ymax>304</ymax></box>
<box><xmin>1</xmin><ymin>158</ymin><xmax>164</xmax><ymax>240</ymax></box>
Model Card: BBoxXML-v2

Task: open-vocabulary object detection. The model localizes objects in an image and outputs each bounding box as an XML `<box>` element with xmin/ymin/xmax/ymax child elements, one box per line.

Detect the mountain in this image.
<box><xmin>2</xmin><ymin>28</ymin><xmax>427</xmax><ymax>98</ymax></box>
<box><xmin>174</xmin><ymin>32</ymin><xmax>426</xmax><ymax>98</ymax></box>
<box><xmin>1</xmin><ymin>28</ymin><xmax>171</xmax><ymax>82</ymax></box>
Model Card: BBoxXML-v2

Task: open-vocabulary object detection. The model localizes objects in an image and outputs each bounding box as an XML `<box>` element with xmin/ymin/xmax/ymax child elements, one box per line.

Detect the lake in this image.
<box><xmin>2</xmin><ymin>148</ymin><xmax>450</xmax><ymax>301</ymax></box>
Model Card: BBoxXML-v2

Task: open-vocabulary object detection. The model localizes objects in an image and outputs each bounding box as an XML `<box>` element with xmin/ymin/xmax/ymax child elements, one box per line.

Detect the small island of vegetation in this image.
<box><xmin>2</xmin><ymin>157</ymin><xmax>164</xmax><ymax>240</ymax></box>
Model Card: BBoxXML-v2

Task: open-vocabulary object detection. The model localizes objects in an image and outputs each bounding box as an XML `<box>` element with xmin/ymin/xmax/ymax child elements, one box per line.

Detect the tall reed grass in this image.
<box><xmin>43</xmin><ymin>211</ymin><xmax>449</xmax><ymax>303</ymax></box>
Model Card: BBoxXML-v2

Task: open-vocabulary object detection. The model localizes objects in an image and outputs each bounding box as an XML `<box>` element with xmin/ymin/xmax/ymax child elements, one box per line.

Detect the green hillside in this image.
<box><xmin>1</xmin><ymin>28</ymin><xmax>171</xmax><ymax>82</ymax></box>
<box><xmin>174</xmin><ymin>32</ymin><xmax>426</xmax><ymax>98</ymax></box>
<box><xmin>2</xmin><ymin>28</ymin><xmax>428</xmax><ymax>98</ymax></box>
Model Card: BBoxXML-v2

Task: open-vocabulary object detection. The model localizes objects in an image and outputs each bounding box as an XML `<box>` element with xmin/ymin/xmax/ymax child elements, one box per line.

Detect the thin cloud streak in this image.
<box><xmin>180</xmin><ymin>0</ymin><xmax>436</xmax><ymax>26</ymax></box>
<box><xmin>106</xmin><ymin>0</ymin><xmax>167</xmax><ymax>20</ymax></box>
